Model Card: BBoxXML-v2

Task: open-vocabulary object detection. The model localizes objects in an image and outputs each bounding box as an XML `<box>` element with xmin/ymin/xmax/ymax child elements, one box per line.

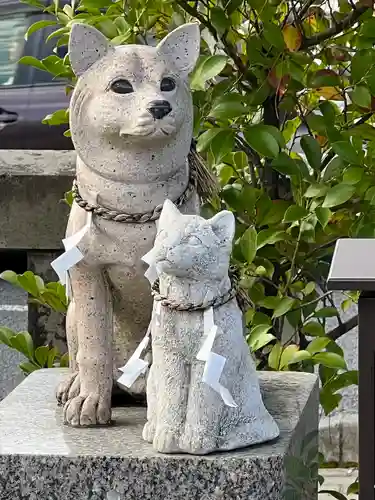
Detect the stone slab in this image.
<box><xmin>0</xmin><ymin>369</ymin><xmax>318</xmax><ymax>500</ymax></box>
<box><xmin>0</xmin><ymin>150</ymin><xmax>75</xmax><ymax>250</ymax></box>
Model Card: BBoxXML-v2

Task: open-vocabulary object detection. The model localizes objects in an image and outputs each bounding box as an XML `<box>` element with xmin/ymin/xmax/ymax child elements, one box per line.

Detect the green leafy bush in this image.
<box><xmin>2</xmin><ymin>0</ymin><xmax>370</xmax><ymax>495</ymax></box>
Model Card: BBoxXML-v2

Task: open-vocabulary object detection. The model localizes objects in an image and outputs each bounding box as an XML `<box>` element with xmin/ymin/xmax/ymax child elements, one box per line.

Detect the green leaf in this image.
<box><xmin>34</xmin><ymin>346</ymin><xmax>50</xmax><ymax>367</ymax></box>
<box><xmin>304</xmin><ymin>183</ymin><xmax>328</xmax><ymax>198</ymax></box>
<box><xmin>308</xmin><ymin>70</ymin><xmax>340</xmax><ymax>88</ymax></box>
<box><xmin>59</xmin><ymin>352</ymin><xmax>69</xmax><ymax>367</ymax></box>
<box><xmin>257</xmin><ymin>229</ymin><xmax>286</xmax><ymax>248</ymax></box>
<box><xmin>268</xmin><ymin>342</ymin><xmax>282</xmax><ymax>370</ymax></box>
<box><xmin>361</xmin><ymin>17</ymin><xmax>375</xmax><ymax>37</ymax></box>
<box><xmin>343</xmin><ymin>166</ymin><xmax>363</xmax><ymax>185</ymax></box>
<box><xmin>288</xmin><ymin>350</ymin><xmax>312</xmax><ymax>364</ymax></box>
<box><xmin>240</xmin><ymin>227</ymin><xmax>257</xmax><ymax>264</ymax></box>
<box><xmin>260</xmin><ymin>296</ymin><xmax>282</xmax><ymax>309</ymax></box>
<box><xmin>322</xmin><ymin>184</ymin><xmax>356</xmax><ymax>208</ymax></box>
<box><xmin>0</xmin><ymin>327</ymin><xmax>15</xmax><ymax>347</ymax></box>
<box><xmin>47</xmin><ymin>347</ymin><xmax>60</xmax><ymax>368</ymax></box>
<box><xmin>332</xmin><ymin>141</ymin><xmax>360</xmax><ymax>164</ymax></box>
<box><xmin>191</xmin><ymin>55</ymin><xmax>228</xmax><ymax>90</ymax></box>
<box><xmin>19</xmin><ymin>362</ymin><xmax>40</xmax><ymax>374</ymax></box>
<box><xmin>248</xmin><ymin>325</ymin><xmax>275</xmax><ymax>351</ymax></box>
<box><xmin>315</xmin><ymin>207</ymin><xmax>331</xmax><ymax>228</ymax></box>
<box><xmin>273</xmin><ymin>297</ymin><xmax>295</xmax><ymax>318</ymax></box>
<box><xmin>300</xmin><ymin>136</ymin><xmax>321</xmax><ymax>171</ymax></box>
<box><xmin>319</xmin><ymin>393</ymin><xmax>342</xmax><ymax>416</ymax></box>
<box><xmin>42</xmin><ymin>109</ymin><xmax>69</xmax><ymax>126</ymax></box>
<box><xmin>9</xmin><ymin>331</ymin><xmax>34</xmax><ymax>360</ymax></box>
<box><xmin>322</xmin><ymin>156</ymin><xmax>343</xmax><ymax>181</ymax></box>
<box><xmin>303</xmin><ymin>282</ymin><xmax>315</xmax><ymax>295</ymax></box>
<box><xmin>17</xmin><ymin>271</ymin><xmax>40</xmax><ymax>297</ymax></box>
<box><xmin>244</xmin><ymin>125</ymin><xmax>280</xmax><ymax>158</ymax></box>
<box><xmin>283</xmin><ymin>205</ymin><xmax>308</xmax><ymax>222</ymax></box>
<box><xmin>19</xmin><ymin>56</ymin><xmax>46</xmax><ymax>72</ymax></box>
<box><xmin>25</xmin><ymin>20</ymin><xmax>57</xmax><ymax>40</ymax></box>
<box><xmin>319</xmin><ymin>101</ymin><xmax>336</xmax><ymax>125</ymax></box>
<box><xmin>352</xmin><ymin>85</ymin><xmax>371</xmax><ymax>108</ymax></box>
<box><xmin>313</xmin><ymin>352</ymin><xmax>347</xmax><ymax>369</ymax></box>
<box><xmin>307</xmin><ymin>337</ymin><xmax>331</xmax><ymax>355</ymax></box>
<box><xmin>0</xmin><ymin>270</ymin><xmax>20</xmax><ymax>287</ymax></box>
<box><xmin>209</xmin><ymin>102</ymin><xmax>248</xmax><ymax>119</ymax></box>
<box><xmin>197</xmin><ymin>129</ymin><xmax>222</xmax><ymax>152</ymax></box>
<box><xmin>40</xmin><ymin>291</ymin><xmax>67</xmax><ymax>313</ymax></box>
<box><xmin>347</xmin><ymin>481</ymin><xmax>359</xmax><ymax>495</ymax></box>
<box><xmin>210</xmin><ymin>6</ymin><xmax>230</xmax><ymax>34</ymax></box>
<box><xmin>263</xmin><ymin>22</ymin><xmax>285</xmax><ymax>50</ymax></box>
<box><xmin>272</xmin><ymin>152</ymin><xmax>301</xmax><ymax>176</ymax></box>
<box><xmin>210</xmin><ymin>130</ymin><xmax>235</xmax><ymax>164</ymax></box>
<box><xmin>279</xmin><ymin>344</ymin><xmax>299</xmax><ymax>369</ymax></box>
<box><xmin>303</xmin><ymin>321</ymin><xmax>325</xmax><ymax>337</ymax></box>
<box><xmin>314</xmin><ymin>307</ymin><xmax>337</xmax><ymax>318</ymax></box>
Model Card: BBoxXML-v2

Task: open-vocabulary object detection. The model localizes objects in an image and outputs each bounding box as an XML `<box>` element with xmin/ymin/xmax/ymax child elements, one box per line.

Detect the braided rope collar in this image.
<box><xmin>151</xmin><ymin>268</ymin><xmax>240</xmax><ymax>311</ymax></box>
<box><xmin>72</xmin><ymin>164</ymin><xmax>197</xmax><ymax>224</ymax></box>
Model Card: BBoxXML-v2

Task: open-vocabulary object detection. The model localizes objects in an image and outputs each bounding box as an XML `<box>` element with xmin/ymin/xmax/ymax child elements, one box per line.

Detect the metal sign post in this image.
<box><xmin>328</xmin><ymin>238</ymin><xmax>375</xmax><ymax>500</ymax></box>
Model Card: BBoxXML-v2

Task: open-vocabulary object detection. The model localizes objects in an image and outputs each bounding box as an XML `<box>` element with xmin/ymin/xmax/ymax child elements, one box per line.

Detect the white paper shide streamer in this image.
<box><xmin>197</xmin><ymin>307</ymin><xmax>237</xmax><ymax>408</ymax></box>
<box><xmin>51</xmin><ymin>212</ymin><xmax>92</xmax><ymax>298</ymax></box>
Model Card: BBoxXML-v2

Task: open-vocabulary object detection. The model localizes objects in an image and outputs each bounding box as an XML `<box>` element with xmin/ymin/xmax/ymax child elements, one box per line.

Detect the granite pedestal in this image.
<box><xmin>0</xmin><ymin>369</ymin><xmax>318</xmax><ymax>500</ymax></box>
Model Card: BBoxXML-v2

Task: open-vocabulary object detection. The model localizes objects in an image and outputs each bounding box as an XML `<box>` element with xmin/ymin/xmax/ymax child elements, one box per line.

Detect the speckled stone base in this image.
<box><xmin>0</xmin><ymin>369</ymin><xmax>318</xmax><ymax>500</ymax></box>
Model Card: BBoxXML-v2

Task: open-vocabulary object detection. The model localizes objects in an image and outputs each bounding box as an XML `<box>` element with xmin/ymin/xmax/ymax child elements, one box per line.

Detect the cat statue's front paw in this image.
<box><xmin>179</xmin><ymin>426</ymin><xmax>218</xmax><ymax>455</ymax></box>
<box><xmin>63</xmin><ymin>391</ymin><xmax>111</xmax><ymax>427</ymax></box>
<box><xmin>152</xmin><ymin>427</ymin><xmax>181</xmax><ymax>453</ymax></box>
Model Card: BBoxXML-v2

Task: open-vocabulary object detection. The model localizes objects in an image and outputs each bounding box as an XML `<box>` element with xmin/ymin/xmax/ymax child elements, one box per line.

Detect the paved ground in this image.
<box><xmin>0</xmin><ymin>281</ymin><xmax>27</xmax><ymax>400</ymax></box>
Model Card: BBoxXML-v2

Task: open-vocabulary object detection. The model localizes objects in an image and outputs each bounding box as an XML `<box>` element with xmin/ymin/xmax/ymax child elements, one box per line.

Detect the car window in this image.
<box><xmin>0</xmin><ymin>13</ymin><xmax>28</xmax><ymax>86</ymax></box>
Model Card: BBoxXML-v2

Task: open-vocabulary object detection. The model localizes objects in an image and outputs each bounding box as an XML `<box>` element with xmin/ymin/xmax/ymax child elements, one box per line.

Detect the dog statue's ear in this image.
<box><xmin>69</xmin><ymin>24</ymin><xmax>113</xmax><ymax>76</ymax></box>
<box><xmin>157</xmin><ymin>23</ymin><xmax>200</xmax><ymax>75</ymax></box>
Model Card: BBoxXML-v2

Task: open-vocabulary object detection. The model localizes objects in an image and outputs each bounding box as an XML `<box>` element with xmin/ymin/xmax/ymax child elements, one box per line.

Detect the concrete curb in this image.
<box><xmin>319</xmin><ymin>412</ymin><xmax>358</xmax><ymax>464</ymax></box>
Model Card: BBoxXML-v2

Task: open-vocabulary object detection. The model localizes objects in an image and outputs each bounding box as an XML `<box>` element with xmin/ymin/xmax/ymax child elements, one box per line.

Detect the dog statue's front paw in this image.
<box><xmin>56</xmin><ymin>371</ymin><xmax>80</xmax><ymax>406</ymax></box>
<box><xmin>63</xmin><ymin>391</ymin><xmax>111</xmax><ymax>427</ymax></box>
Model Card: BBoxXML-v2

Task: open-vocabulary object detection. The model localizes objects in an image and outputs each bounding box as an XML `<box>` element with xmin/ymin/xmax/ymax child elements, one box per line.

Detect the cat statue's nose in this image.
<box><xmin>148</xmin><ymin>100</ymin><xmax>172</xmax><ymax>120</ymax></box>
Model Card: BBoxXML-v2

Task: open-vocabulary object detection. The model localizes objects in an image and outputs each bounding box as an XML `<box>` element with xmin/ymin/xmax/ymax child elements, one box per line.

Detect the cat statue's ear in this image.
<box><xmin>209</xmin><ymin>211</ymin><xmax>235</xmax><ymax>245</ymax></box>
<box><xmin>158</xmin><ymin>199</ymin><xmax>182</xmax><ymax>230</ymax></box>
<box><xmin>157</xmin><ymin>23</ymin><xmax>200</xmax><ymax>75</ymax></box>
<box><xmin>69</xmin><ymin>24</ymin><xmax>113</xmax><ymax>76</ymax></box>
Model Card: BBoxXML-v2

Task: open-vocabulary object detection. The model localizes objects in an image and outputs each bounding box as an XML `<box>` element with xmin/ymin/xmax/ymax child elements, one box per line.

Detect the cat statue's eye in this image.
<box><xmin>111</xmin><ymin>79</ymin><xmax>134</xmax><ymax>94</ymax></box>
<box><xmin>160</xmin><ymin>77</ymin><xmax>176</xmax><ymax>92</ymax></box>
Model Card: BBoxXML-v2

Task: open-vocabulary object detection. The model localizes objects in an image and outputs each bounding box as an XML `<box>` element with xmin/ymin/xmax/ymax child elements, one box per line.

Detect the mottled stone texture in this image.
<box><xmin>0</xmin><ymin>150</ymin><xmax>74</xmax><ymax>250</ymax></box>
<box><xmin>59</xmin><ymin>23</ymin><xmax>201</xmax><ymax>426</ymax></box>
<box><xmin>143</xmin><ymin>202</ymin><xmax>279</xmax><ymax>454</ymax></box>
<box><xmin>0</xmin><ymin>369</ymin><xmax>318</xmax><ymax>500</ymax></box>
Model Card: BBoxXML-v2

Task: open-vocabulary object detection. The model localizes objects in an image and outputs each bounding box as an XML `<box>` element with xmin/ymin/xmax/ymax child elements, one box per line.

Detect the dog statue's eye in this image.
<box><xmin>111</xmin><ymin>79</ymin><xmax>134</xmax><ymax>94</ymax></box>
<box><xmin>186</xmin><ymin>235</ymin><xmax>201</xmax><ymax>246</ymax></box>
<box><xmin>160</xmin><ymin>77</ymin><xmax>176</xmax><ymax>92</ymax></box>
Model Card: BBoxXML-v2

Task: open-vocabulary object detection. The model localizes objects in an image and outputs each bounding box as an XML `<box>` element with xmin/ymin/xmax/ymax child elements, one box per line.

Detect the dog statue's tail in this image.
<box><xmin>189</xmin><ymin>140</ymin><xmax>219</xmax><ymax>203</ymax></box>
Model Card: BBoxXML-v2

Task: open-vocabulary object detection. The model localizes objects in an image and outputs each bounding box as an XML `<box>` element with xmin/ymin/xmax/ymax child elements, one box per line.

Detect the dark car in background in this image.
<box><xmin>0</xmin><ymin>0</ymin><xmax>71</xmax><ymax>149</ymax></box>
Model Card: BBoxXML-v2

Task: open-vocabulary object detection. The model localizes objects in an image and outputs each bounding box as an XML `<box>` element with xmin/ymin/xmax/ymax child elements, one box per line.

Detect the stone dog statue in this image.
<box><xmin>142</xmin><ymin>200</ymin><xmax>280</xmax><ymax>454</ymax></box>
<box><xmin>56</xmin><ymin>23</ymin><xmax>201</xmax><ymax>426</ymax></box>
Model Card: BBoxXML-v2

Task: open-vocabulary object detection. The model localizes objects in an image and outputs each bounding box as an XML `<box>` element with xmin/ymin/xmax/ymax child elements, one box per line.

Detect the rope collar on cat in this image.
<box><xmin>151</xmin><ymin>267</ymin><xmax>240</xmax><ymax>311</ymax></box>
<box><xmin>72</xmin><ymin>164</ymin><xmax>197</xmax><ymax>224</ymax></box>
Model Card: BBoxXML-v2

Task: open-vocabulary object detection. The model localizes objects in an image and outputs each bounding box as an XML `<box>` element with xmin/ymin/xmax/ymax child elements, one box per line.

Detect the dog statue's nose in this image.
<box><xmin>147</xmin><ymin>100</ymin><xmax>172</xmax><ymax>120</ymax></box>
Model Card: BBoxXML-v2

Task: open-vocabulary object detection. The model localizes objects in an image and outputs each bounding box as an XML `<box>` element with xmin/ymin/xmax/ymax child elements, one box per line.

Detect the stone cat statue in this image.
<box><xmin>142</xmin><ymin>200</ymin><xmax>280</xmax><ymax>454</ymax></box>
<box><xmin>56</xmin><ymin>23</ymin><xmax>200</xmax><ymax>426</ymax></box>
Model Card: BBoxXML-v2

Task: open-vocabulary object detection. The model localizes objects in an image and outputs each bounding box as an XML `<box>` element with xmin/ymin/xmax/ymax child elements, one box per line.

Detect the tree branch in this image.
<box><xmin>176</xmin><ymin>0</ymin><xmax>256</xmax><ymax>86</ymax></box>
<box><xmin>327</xmin><ymin>315</ymin><xmax>358</xmax><ymax>341</ymax></box>
<box><xmin>300</xmin><ymin>6</ymin><xmax>369</xmax><ymax>49</ymax></box>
